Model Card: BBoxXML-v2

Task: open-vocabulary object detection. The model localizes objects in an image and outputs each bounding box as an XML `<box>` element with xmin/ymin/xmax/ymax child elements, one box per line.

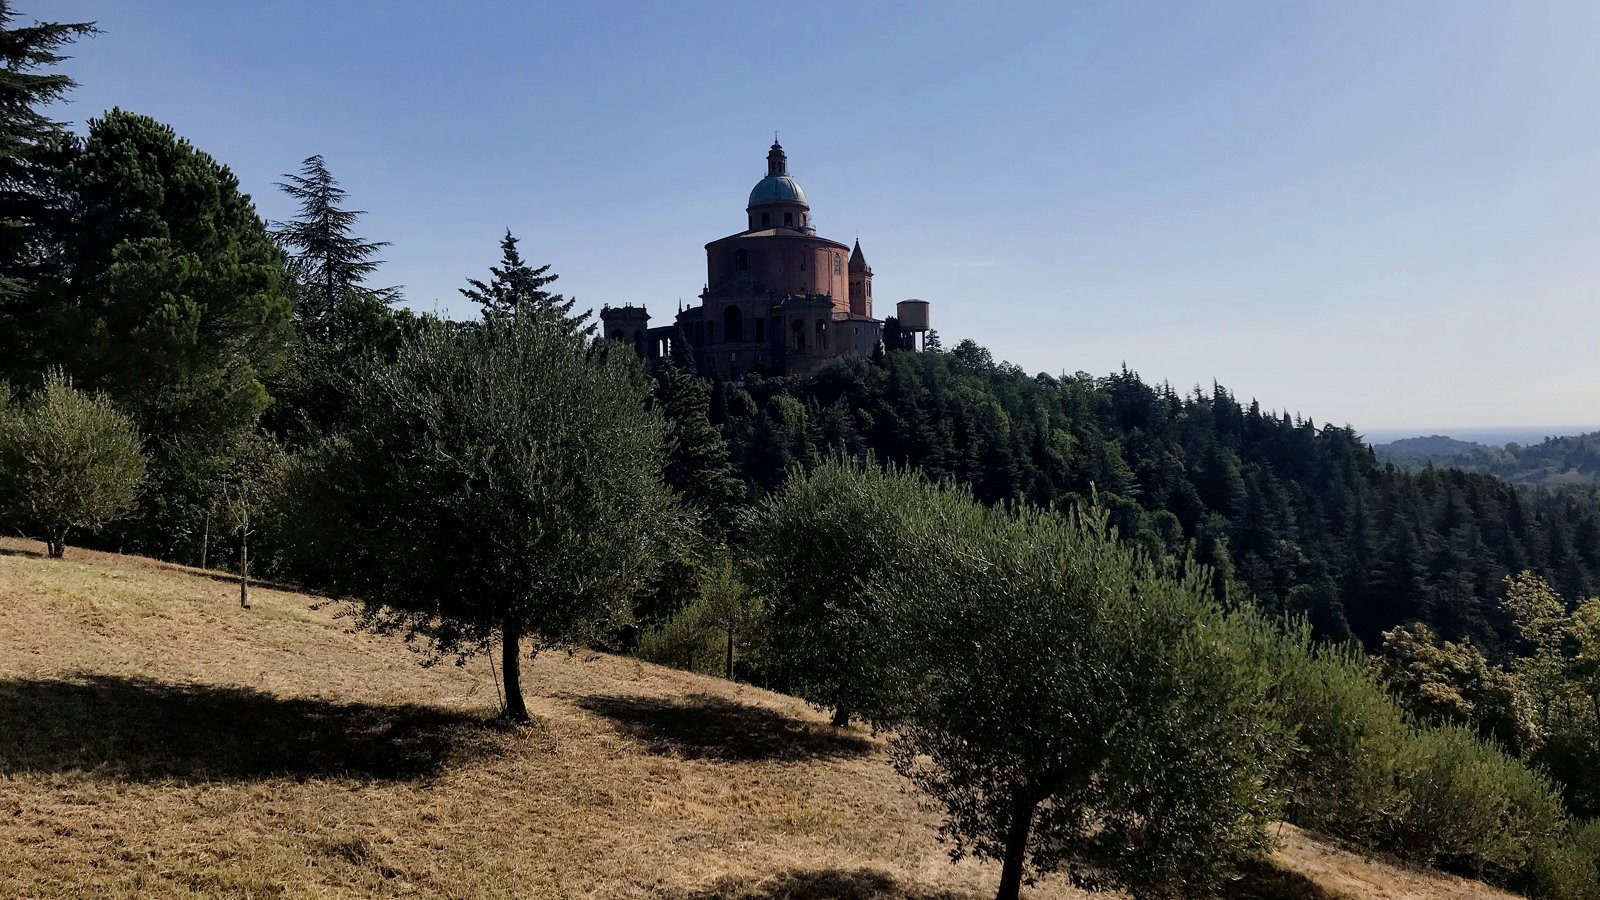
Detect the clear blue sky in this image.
<box><xmin>40</xmin><ymin>1</ymin><xmax>1600</xmax><ymax>433</ymax></box>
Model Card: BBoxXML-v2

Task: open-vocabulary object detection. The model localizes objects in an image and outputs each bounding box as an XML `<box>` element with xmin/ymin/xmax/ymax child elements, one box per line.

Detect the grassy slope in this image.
<box><xmin>0</xmin><ymin>538</ymin><xmax>1520</xmax><ymax>900</ymax></box>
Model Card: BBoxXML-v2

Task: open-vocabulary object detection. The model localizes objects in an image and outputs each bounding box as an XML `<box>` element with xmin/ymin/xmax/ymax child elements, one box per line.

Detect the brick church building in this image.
<box><xmin>600</xmin><ymin>140</ymin><xmax>926</xmax><ymax>378</ymax></box>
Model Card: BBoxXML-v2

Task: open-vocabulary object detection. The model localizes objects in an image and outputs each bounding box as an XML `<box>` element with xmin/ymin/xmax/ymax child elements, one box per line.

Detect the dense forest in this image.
<box><xmin>713</xmin><ymin>347</ymin><xmax>1600</xmax><ymax>654</ymax></box>
<box><xmin>1379</xmin><ymin>430</ymin><xmax>1600</xmax><ymax>486</ymax></box>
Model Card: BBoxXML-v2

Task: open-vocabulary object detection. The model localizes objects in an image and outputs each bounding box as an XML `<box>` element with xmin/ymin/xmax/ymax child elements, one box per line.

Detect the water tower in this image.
<box><xmin>896</xmin><ymin>299</ymin><xmax>930</xmax><ymax>350</ymax></box>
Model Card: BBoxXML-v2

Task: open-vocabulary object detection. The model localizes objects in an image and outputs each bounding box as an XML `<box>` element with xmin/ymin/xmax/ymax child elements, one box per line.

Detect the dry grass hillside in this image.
<box><xmin>0</xmin><ymin>538</ymin><xmax>1522</xmax><ymax>899</ymax></box>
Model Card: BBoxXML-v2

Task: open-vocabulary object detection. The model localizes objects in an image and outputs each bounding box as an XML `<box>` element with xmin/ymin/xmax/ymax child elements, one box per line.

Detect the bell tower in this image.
<box><xmin>848</xmin><ymin>239</ymin><xmax>873</xmax><ymax>318</ymax></box>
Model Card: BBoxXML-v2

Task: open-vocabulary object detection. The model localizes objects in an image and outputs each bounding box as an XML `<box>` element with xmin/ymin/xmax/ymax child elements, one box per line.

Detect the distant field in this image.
<box><xmin>0</xmin><ymin>538</ymin><xmax>1521</xmax><ymax>899</ymax></box>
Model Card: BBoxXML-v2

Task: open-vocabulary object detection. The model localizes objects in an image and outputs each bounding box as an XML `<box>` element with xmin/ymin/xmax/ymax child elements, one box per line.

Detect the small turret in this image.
<box><xmin>848</xmin><ymin>239</ymin><xmax>873</xmax><ymax>317</ymax></box>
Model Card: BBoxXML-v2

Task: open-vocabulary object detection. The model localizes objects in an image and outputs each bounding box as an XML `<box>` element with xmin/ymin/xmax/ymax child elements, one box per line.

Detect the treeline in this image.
<box><xmin>709</xmin><ymin>348</ymin><xmax>1600</xmax><ymax>654</ymax></box>
<box><xmin>1381</xmin><ymin>430</ymin><xmax>1600</xmax><ymax>486</ymax></box>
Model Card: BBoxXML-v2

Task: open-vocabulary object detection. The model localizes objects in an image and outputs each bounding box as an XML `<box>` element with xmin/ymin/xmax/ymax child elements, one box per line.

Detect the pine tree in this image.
<box><xmin>460</xmin><ymin>229</ymin><xmax>592</xmax><ymax>335</ymax></box>
<box><xmin>266</xmin><ymin>155</ymin><xmax>414</xmax><ymax>445</ymax></box>
<box><xmin>654</xmin><ymin>358</ymin><xmax>745</xmax><ymax>534</ymax></box>
<box><xmin>272</xmin><ymin>154</ymin><xmax>397</xmax><ymax>335</ymax></box>
<box><xmin>0</xmin><ymin>2</ymin><xmax>97</xmax><ymax>379</ymax></box>
<box><xmin>63</xmin><ymin>109</ymin><xmax>293</xmax><ymax>557</ymax></box>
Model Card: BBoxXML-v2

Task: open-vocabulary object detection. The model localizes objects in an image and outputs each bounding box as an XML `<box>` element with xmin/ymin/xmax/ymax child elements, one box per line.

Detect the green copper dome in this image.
<box><xmin>748</xmin><ymin>174</ymin><xmax>807</xmax><ymax>208</ymax></box>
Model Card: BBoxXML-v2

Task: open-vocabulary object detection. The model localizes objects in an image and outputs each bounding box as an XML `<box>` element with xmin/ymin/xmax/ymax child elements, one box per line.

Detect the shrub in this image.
<box><xmin>637</xmin><ymin>557</ymin><xmax>764</xmax><ymax>679</ymax></box>
<box><xmin>1524</xmin><ymin>826</ymin><xmax>1600</xmax><ymax>900</ymax></box>
<box><xmin>1392</xmin><ymin>723</ymin><xmax>1566</xmax><ymax>881</ymax></box>
<box><xmin>1270</xmin><ymin>632</ymin><xmax>1411</xmax><ymax>844</ymax></box>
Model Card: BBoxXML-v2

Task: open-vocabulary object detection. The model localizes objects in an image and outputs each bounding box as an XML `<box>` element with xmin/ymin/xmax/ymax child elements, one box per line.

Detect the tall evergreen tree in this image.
<box><xmin>653</xmin><ymin>358</ymin><xmax>746</xmax><ymax>534</ymax></box>
<box><xmin>460</xmin><ymin>229</ymin><xmax>592</xmax><ymax>335</ymax></box>
<box><xmin>0</xmin><ymin>2</ymin><xmax>96</xmax><ymax>380</ymax></box>
<box><xmin>266</xmin><ymin>154</ymin><xmax>411</xmax><ymax>444</ymax></box>
<box><xmin>272</xmin><ymin>154</ymin><xmax>397</xmax><ymax>334</ymax></box>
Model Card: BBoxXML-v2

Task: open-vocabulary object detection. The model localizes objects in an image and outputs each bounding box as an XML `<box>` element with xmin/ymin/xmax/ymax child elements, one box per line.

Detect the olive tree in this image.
<box><xmin>746</xmin><ymin>457</ymin><xmax>932</xmax><ymax>726</ymax></box>
<box><xmin>872</xmin><ymin>495</ymin><xmax>1286</xmax><ymax>900</ymax></box>
<box><xmin>0</xmin><ymin>370</ymin><xmax>145</xmax><ymax>557</ymax></box>
<box><xmin>278</xmin><ymin>310</ymin><xmax>678</xmax><ymax>722</ymax></box>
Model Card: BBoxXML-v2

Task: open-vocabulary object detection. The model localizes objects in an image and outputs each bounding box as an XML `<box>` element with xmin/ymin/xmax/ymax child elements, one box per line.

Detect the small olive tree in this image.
<box><xmin>872</xmin><ymin>494</ymin><xmax>1286</xmax><ymax>900</ymax></box>
<box><xmin>0</xmin><ymin>370</ymin><xmax>145</xmax><ymax>557</ymax></box>
<box><xmin>746</xmin><ymin>457</ymin><xmax>932</xmax><ymax>726</ymax></box>
<box><xmin>277</xmin><ymin>310</ymin><xmax>678</xmax><ymax>722</ymax></box>
<box><xmin>636</xmin><ymin>556</ymin><xmax>763</xmax><ymax>679</ymax></box>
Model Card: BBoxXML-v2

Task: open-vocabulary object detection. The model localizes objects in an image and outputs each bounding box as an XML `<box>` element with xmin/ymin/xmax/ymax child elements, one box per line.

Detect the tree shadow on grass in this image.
<box><xmin>1229</xmin><ymin>859</ymin><xmax>1345</xmax><ymax>900</ymax></box>
<box><xmin>670</xmin><ymin>862</ymin><xmax>1340</xmax><ymax>900</ymax></box>
<box><xmin>0</xmin><ymin>673</ymin><xmax>505</xmax><ymax>782</ymax></box>
<box><xmin>0</xmin><ymin>544</ymin><xmax>45</xmax><ymax>560</ymax></box>
<box><xmin>670</xmin><ymin>868</ymin><xmax>974</xmax><ymax>900</ymax></box>
<box><xmin>571</xmin><ymin>692</ymin><xmax>872</xmax><ymax>762</ymax></box>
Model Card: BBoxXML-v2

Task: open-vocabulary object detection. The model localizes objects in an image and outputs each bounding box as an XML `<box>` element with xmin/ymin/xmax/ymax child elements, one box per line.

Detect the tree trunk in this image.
<box><xmin>200</xmin><ymin>508</ymin><xmax>210</xmax><ymax>569</ymax></box>
<box><xmin>502</xmin><ymin>616</ymin><xmax>531</xmax><ymax>723</ymax></box>
<box><xmin>831</xmin><ymin>706</ymin><xmax>850</xmax><ymax>728</ymax></box>
<box><xmin>46</xmin><ymin>535</ymin><xmax>64</xmax><ymax>559</ymax></box>
<box><xmin>725</xmin><ymin>627</ymin><xmax>735</xmax><ymax>680</ymax></box>
<box><xmin>995</xmin><ymin>793</ymin><xmax>1040</xmax><ymax>900</ymax></box>
<box><xmin>238</xmin><ymin>513</ymin><xmax>250</xmax><ymax>609</ymax></box>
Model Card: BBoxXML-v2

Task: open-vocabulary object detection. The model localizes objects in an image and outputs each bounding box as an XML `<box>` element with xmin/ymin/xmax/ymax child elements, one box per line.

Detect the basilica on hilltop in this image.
<box><xmin>600</xmin><ymin>140</ymin><xmax>928</xmax><ymax>378</ymax></box>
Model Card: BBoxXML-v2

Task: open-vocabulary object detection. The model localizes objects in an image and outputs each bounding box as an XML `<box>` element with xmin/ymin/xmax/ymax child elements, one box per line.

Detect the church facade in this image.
<box><xmin>601</xmin><ymin>141</ymin><xmax>916</xmax><ymax>379</ymax></box>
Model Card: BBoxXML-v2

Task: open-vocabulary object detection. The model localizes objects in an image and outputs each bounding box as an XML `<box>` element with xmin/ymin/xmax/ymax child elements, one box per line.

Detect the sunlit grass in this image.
<box><xmin>0</xmin><ymin>538</ymin><xmax>1521</xmax><ymax>899</ymax></box>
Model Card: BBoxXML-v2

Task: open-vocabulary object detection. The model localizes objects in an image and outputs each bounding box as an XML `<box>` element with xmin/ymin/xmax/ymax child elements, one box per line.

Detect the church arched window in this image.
<box><xmin>792</xmin><ymin>319</ymin><xmax>805</xmax><ymax>351</ymax></box>
<box><xmin>723</xmin><ymin>305</ymin><xmax>743</xmax><ymax>343</ymax></box>
<box><xmin>816</xmin><ymin>319</ymin><xmax>828</xmax><ymax>350</ymax></box>
<box><xmin>761</xmin><ymin>212</ymin><xmax>770</xmax><ymax>227</ymax></box>
<box><xmin>735</xmin><ymin>248</ymin><xmax>748</xmax><ymax>272</ymax></box>
<box><xmin>784</xmin><ymin>212</ymin><xmax>793</xmax><ymax>226</ymax></box>
<box><xmin>834</xmin><ymin>255</ymin><xmax>842</xmax><ymax>275</ymax></box>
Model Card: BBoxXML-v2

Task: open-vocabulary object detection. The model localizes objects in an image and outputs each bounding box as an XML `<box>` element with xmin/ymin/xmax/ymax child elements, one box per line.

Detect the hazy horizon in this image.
<box><xmin>43</xmin><ymin>1</ymin><xmax>1600</xmax><ymax>432</ymax></box>
<box><xmin>1363</xmin><ymin>425</ymin><xmax>1600</xmax><ymax>446</ymax></box>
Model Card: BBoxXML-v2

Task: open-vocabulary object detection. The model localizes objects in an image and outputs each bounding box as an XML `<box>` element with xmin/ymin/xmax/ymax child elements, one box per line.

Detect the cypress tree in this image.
<box><xmin>654</xmin><ymin>358</ymin><xmax>745</xmax><ymax>535</ymax></box>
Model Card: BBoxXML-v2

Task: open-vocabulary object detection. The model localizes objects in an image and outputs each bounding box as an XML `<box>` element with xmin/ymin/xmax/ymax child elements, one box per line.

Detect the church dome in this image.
<box><xmin>748</xmin><ymin>174</ymin><xmax>807</xmax><ymax>208</ymax></box>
